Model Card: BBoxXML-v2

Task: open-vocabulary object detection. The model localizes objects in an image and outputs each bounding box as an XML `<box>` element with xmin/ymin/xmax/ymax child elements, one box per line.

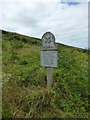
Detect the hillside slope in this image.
<box><xmin>2</xmin><ymin>30</ymin><xmax>88</xmax><ymax>118</ymax></box>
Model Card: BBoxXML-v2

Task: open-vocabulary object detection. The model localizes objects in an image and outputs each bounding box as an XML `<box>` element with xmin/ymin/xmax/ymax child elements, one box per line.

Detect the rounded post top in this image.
<box><xmin>41</xmin><ymin>32</ymin><xmax>57</xmax><ymax>50</ymax></box>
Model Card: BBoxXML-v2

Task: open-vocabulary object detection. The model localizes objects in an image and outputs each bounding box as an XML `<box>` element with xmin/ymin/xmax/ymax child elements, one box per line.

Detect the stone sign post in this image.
<box><xmin>40</xmin><ymin>32</ymin><xmax>57</xmax><ymax>87</ymax></box>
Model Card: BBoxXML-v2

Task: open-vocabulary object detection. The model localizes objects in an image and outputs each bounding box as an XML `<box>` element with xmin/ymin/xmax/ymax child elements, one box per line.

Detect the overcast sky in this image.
<box><xmin>0</xmin><ymin>0</ymin><xmax>89</xmax><ymax>49</ymax></box>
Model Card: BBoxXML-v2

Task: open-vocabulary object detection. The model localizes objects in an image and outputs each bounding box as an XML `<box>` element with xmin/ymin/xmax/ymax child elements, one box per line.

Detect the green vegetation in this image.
<box><xmin>2</xmin><ymin>30</ymin><xmax>89</xmax><ymax>118</ymax></box>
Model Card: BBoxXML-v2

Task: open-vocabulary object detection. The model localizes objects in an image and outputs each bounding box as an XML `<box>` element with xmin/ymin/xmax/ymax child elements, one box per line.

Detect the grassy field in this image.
<box><xmin>2</xmin><ymin>30</ymin><xmax>89</xmax><ymax>118</ymax></box>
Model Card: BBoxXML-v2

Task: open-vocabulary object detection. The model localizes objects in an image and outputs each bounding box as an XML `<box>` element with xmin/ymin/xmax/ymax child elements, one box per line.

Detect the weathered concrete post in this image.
<box><xmin>47</xmin><ymin>67</ymin><xmax>53</xmax><ymax>87</ymax></box>
<box><xmin>40</xmin><ymin>32</ymin><xmax>57</xmax><ymax>88</ymax></box>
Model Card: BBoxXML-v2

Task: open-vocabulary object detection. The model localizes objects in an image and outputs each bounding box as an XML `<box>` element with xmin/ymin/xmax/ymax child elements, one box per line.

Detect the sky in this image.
<box><xmin>0</xmin><ymin>0</ymin><xmax>89</xmax><ymax>49</ymax></box>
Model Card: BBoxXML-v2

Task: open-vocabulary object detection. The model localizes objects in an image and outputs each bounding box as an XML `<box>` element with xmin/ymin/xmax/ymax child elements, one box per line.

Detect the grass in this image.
<box><xmin>2</xmin><ymin>30</ymin><xmax>89</xmax><ymax>119</ymax></box>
